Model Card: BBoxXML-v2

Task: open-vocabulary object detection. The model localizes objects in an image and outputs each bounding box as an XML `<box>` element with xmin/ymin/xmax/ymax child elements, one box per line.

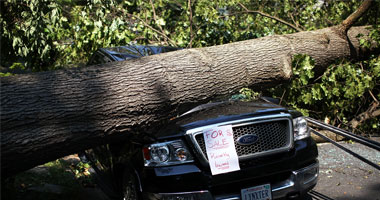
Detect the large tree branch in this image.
<box><xmin>1</xmin><ymin>26</ymin><xmax>377</xmax><ymax>177</ymax></box>
<box><xmin>238</xmin><ymin>3</ymin><xmax>303</xmax><ymax>32</ymax></box>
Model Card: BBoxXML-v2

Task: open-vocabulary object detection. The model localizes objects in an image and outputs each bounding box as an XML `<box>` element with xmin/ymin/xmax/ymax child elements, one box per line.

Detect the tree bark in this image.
<box><xmin>0</xmin><ymin>26</ymin><xmax>377</xmax><ymax>178</ymax></box>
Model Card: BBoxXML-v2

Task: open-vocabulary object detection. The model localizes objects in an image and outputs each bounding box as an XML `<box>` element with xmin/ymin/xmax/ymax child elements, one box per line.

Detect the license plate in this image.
<box><xmin>241</xmin><ymin>184</ymin><xmax>272</xmax><ymax>200</ymax></box>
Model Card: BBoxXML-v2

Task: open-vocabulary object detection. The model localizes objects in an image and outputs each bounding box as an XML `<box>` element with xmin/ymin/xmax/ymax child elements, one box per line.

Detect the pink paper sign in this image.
<box><xmin>203</xmin><ymin>125</ymin><xmax>240</xmax><ymax>175</ymax></box>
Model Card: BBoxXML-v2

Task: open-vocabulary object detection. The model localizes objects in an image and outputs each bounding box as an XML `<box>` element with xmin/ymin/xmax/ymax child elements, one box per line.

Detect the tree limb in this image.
<box><xmin>149</xmin><ymin>0</ymin><xmax>167</xmax><ymax>44</ymax></box>
<box><xmin>369</xmin><ymin>90</ymin><xmax>379</xmax><ymax>103</ymax></box>
<box><xmin>238</xmin><ymin>3</ymin><xmax>303</xmax><ymax>32</ymax></box>
<box><xmin>288</xmin><ymin>12</ymin><xmax>304</xmax><ymax>31</ymax></box>
<box><xmin>339</xmin><ymin>0</ymin><xmax>373</xmax><ymax>33</ymax></box>
<box><xmin>187</xmin><ymin>0</ymin><xmax>194</xmax><ymax>48</ymax></box>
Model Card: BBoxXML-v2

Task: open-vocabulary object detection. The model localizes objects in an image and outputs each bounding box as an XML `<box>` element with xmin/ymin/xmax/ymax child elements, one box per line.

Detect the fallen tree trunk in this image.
<box><xmin>0</xmin><ymin>26</ymin><xmax>376</xmax><ymax>177</ymax></box>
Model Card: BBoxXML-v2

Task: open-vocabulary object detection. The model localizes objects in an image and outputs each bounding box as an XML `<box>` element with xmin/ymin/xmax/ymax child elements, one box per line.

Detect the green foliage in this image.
<box><xmin>231</xmin><ymin>88</ymin><xmax>260</xmax><ymax>101</ymax></box>
<box><xmin>54</xmin><ymin>0</ymin><xmax>138</xmax><ymax>67</ymax></box>
<box><xmin>269</xmin><ymin>52</ymin><xmax>380</xmax><ymax>134</ymax></box>
<box><xmin>70</xmin><ymin>161</ymin><xmax>94</xmax><ymax>187</ymax></box>
<box><xmin>10</xmin><ymin>62</ymin><xmax>26</xmax><ymax>71</ymax></box>
<box><xmin>3</xmin><ymin>0</ymin><xmax>369</xmax><ymax>71</ymax></box>
<box><xmin>1</xmin><ymin>0</ymin><xmax>67</xmax><ymax>71</ymax></box>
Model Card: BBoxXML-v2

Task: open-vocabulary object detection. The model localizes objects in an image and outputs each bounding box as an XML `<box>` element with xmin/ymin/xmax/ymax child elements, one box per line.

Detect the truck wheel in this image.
<box><xmin>122</xmin><ymin>169</ymin><xmax>139</xmax><ymax>200</ymax></box>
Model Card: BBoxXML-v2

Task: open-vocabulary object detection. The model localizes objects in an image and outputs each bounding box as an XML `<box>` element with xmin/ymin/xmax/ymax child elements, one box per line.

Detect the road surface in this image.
<box><xmin>310</xmin><ymin>139</ymin><xmax>380</xmax><ymax>200</ymax></box>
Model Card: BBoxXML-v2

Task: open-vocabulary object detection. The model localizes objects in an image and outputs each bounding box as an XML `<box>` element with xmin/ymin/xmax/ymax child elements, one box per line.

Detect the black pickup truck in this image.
<box><xmin>86</xmin><ymin>45</ymin><xmax>319</xmax><ymax>200</ymax></box>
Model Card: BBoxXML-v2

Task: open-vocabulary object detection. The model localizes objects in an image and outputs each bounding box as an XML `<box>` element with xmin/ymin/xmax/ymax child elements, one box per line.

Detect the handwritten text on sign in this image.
<box><xmin>203</xmin><ymin>125</ymin><xmax>240</xmax><ymax>175</ymax></box>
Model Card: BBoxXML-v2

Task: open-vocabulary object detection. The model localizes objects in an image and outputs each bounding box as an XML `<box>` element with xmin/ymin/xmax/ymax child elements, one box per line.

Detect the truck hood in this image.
<box><xmin>154</xmin><ymin>100</ymin><xmax>288</xmax><ymax>139</ymax></box>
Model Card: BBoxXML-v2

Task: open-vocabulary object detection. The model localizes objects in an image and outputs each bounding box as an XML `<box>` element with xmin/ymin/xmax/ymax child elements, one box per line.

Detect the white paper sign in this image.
<box><xmin>203</xmin><ymin>125</ymin><xmax>240</xmax><ymax>175</ymax></box>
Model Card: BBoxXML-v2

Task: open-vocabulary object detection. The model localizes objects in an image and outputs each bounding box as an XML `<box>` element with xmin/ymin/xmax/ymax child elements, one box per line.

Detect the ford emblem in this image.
<box><xmin>237</xmin><ymin>134</ymin><xmax>259</xmax><ymax>145</ymax></box>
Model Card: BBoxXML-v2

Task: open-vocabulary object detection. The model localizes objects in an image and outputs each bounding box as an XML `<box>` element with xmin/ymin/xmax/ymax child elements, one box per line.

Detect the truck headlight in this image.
<box><xmin>143</xmin><ymin>140</ymin><xmax>194</xmax><ymax>167</ymax></box>
<box><xmin>293</xmin><ymin>117</ymin><xmax>310</xmax><ymax>141</ymax></box>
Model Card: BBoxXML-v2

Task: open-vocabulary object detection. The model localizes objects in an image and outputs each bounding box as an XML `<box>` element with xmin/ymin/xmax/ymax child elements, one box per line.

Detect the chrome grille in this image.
<box><xmin>194</xmin><ymin>119</ymin><xmax>291</xmax><ymax>160</ymax></box>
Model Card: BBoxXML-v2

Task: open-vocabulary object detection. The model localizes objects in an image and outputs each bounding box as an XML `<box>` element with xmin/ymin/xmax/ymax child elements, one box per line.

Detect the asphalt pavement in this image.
<box><xmin>311</xmin><ymin>139</ymin><xmax>380</xmax><ymax>200</ymax></box>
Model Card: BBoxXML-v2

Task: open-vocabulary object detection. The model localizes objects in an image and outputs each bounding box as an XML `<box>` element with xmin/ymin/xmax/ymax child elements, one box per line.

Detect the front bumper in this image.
<box><xmin>144</xmin><ymin>161</ymin><xmax>319</xmax><ymax>200</ymax></box>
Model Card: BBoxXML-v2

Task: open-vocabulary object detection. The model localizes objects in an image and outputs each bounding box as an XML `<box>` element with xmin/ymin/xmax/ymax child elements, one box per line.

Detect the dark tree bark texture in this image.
<box><xmin>0</xmin><ymin>26</ymin><xmax>376</xmax><ymax>177</ymax></box>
